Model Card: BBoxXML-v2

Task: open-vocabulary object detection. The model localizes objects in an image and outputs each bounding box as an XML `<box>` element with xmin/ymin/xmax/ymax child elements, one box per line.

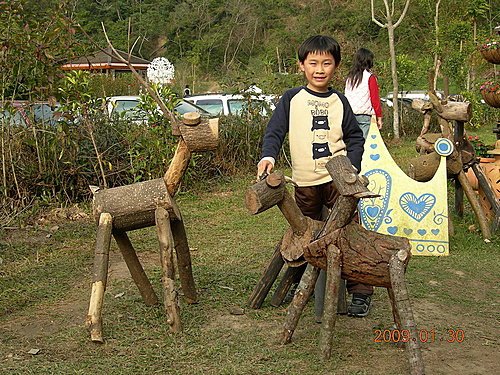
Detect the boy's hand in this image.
<box><xmin>257</xmin><ymin>159</ymin><xmax>273</xmax><ymax>181</ymax></box>
<box><xmin>376</xmin><ymin>117</ymin><xmax>383</xmax><ymax>129</ymax></box>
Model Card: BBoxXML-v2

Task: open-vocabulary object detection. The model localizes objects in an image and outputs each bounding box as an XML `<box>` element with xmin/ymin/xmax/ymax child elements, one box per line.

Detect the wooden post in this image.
<box><xmin>282</xmin><ymin>265</ymin><xmax>320</xmax><ymax>344</ymax></box>
<box><xmin>86</xmin><ymin>213</ymin><xmax>113</xmax><ymax>343</ymax></box>
<box><xmin>319</xmin><ymin>244</ymin><xmax>341</xmax><ymax>360</ymax></box>
<box><xmin>457</xmin><ymin>171</ymin><xmax>492</xmax><ymax>240</ymax></box>
<box><xmin>113</xmin><ymin>231</ymin><xmax>159</xmax><ymax>306</ymax></box>
<box><xmin>155</xmin><ymin>207</ymin><xmax>182</xmax><ymax>333</ymax></box>
<box><xmin>471</xmin><ymin>163</ymin><xmax>500</xmax><ymax>219</ymax></box>
<box><xmin>270</xmin><ymin>265</ymin><xmax>305</xmax><ymax>307</ymax></box>
<box><xmin>170</xmin><ymin>218</ymin><xmax>198</xmax><ymax>304</ymax></box>
<box><xmin>454</xmin><ymin>121</ymin><xmax>465</xmax><ymax>216</ymax></box>
<box><xmin>248</xmin><ymin>240</ymin><xmax>285</xmax><ymax>309</ymax></box>
<box><xmin>389</xmin><ymin>251</ymin><xmax>425</xmax><ymax>375</ymax></box>
<box><xmin>164</xmin><ymin>138</ymin><xmax>192</xmax><ymax>197</ymax></box>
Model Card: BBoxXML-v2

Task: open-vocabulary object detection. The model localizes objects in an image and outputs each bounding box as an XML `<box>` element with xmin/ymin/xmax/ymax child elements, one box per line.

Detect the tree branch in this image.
<box><xmin>371</xmin><ymin>0</ymin><xmax>387</xmax><ymax>28</ymax></box>
<box><xmin>393</xmin><ymin>0</ymin><xmax>411</xmax><ymax>28</ymax></box>
<box><xmin>100</xmin><ymin>23</ymin><xmax>177</xmax><ymax>125</ymax></box>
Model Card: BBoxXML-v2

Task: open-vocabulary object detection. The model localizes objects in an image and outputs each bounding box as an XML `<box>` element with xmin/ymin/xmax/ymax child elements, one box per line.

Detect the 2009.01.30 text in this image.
<box><xmin>373</xmin><ymin>329</ymin><xmax>465</xmax><ymax>343</ymax></box>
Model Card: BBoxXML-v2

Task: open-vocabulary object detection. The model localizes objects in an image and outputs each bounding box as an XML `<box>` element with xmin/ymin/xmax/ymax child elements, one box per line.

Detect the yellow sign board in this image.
<box><xmin>359</xmin><ymin>122</ymin><xmax>449</xmax><ymax>256</ymax></box>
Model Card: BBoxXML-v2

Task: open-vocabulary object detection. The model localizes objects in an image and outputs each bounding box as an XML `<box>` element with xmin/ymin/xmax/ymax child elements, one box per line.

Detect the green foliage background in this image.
<box><xmin>1</xmin><ymin>0</ymin><xmax>499</xmax><ymax>209</ymax></box>
<box><xmin>2</xmin><ymin>0</ymin><xmax>500</xmax><ymax>99</ymax></box>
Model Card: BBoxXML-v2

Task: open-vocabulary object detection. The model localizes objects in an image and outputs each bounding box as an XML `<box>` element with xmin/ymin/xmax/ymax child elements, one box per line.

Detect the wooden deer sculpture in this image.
<box><xmin>246</xmin><ymin>156</ymin><xmax>425</xmax><ymax>375</ymax></box>
<box><xmin>86</xmin><ymin>112</ymin><xmax>218</xmax><ymax>342</ymax></box>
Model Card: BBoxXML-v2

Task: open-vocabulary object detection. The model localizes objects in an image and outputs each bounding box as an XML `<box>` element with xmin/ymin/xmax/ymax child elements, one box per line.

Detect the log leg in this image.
<box><xmin>282</xmin><ymin>265</ymin><xmax>320</xmax><ymax>344</ymax></box>
<box><xmin>248</xmin><ymin>240</ymin><xmax>284</xmax><ymax>309</ymax></box>
<box><xmin>389</xmin><ymin>250</ymin><xmax>425</xmax><ymax>375</ymax></box>
<box><xmin>170</xmin><ymin>219</ymin><xmax>198</xmax><ymax>304</ymax></box>
<box><xmin>387</xmin><ymin>287</ymin><xmax>404</xmax><ymax>349</ymax></box>
<box><xmin>86</xmin><ymin>213</ymin><xmax>113</xmax><ymax>343</ymax></box>
<box><xmin>319</xmin><ymin>245</ymin><xmax>341</xmax><ymax>360</ymax></box>
<box><xmin>337</xmin><ymin>280</ymin><xmax>348</xmax><ymax>314</ymax></box>
<box><xmin>113</xmin><ymin>231</ymin><xmax>159</xmax><ymax>306</ymax></box>
<box><xmin>155</xmin><ymin>207</ymin><xmax>182</xmax><ymax>333</ymax></box>
<box><xmin>315</xmin><ymin>275</ymin><xmax>347</xmax><ymax>319</ymax></box>
<box><xmin>270</xmin><ymin>264</ymin><xmax>305</xmax><ymax>307</ymax></box>
<box><xmin>314</xmin><ymin>270</ymin><xmax>326</xmax><ymax>321</ymax></box>
<box><xmin>387</xmin><ymin>287</ymin><xmax>402</xmax><ymax>329</ymax></box>
<box><xmin>457</xmin><ymin>170</ymin><xmax>492</xmax><ymax>240</ymax></box>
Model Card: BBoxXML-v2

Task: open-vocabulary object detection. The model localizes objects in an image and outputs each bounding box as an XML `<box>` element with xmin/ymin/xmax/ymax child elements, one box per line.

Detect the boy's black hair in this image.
<box><xmin>346</xmin><ymin>48</ymin><xmax>375</xmax><ymax>88</ymax></box>
<box><xmin>297</xmin><ymin>35</ymin><xmax>341</xmax><ymax>66</ymax></box>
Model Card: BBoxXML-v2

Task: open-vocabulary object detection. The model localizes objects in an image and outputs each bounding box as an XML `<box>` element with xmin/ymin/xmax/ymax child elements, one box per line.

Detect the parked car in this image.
<box><xmin>0</xmin><ymin>101</ymin><xmax>63</xmax><ymax>127</ymax></box>
<box><xmin>106</xmin><ymin>95</ymin><xmax>212</xmax><ymax>123</ymax></box>
<box><xmin>385</xmin><ymin>90</ymin><xmax>444</xmax><ymax>107</ymax></box>
<box><xmin>185</xmin><ymin>93</ymin><xmax>276</xmax><ymax>116</ymax></box>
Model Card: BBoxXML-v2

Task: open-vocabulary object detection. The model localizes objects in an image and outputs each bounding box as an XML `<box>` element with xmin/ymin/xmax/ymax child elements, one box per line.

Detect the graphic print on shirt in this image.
<box><xmin>311</xmin><ymin>111</ymin><xmax>332</xmax><ymax>172</ymax></box>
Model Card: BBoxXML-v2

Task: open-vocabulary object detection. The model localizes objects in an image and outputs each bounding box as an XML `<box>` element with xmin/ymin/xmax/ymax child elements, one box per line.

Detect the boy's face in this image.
<box><xmin>299</xmin><ymin>51</ymin><xmax>337</xmax><ymax>93</ymax></box>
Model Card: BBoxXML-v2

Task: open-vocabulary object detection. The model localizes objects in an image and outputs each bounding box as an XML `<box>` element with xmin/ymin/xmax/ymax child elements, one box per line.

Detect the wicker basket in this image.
<box><xmin>480</xmin><ymin>48</ymin><xmax>500</xmax><ymax>64</ymax></box>
<box><xmin>481</xmin><ymin>90</ymin><xmax>500</xmax><ymax>108</ymax></box>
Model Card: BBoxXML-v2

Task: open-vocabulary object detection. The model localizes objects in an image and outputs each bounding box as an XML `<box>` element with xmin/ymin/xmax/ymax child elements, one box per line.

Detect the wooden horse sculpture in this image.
<box><xmin>86</xmin><ymin>112</ymin><xmax>218</xmax><ymax>342</ymax></box>
<box><xmin>246</xmin><ymin>156</ymin><xmax>425</xmax><ymax>375</ymax></box>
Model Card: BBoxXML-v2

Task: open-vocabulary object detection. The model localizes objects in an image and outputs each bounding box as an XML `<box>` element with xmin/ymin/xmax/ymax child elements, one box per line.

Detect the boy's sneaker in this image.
<box><xmin>347</xmin><ymin>293</ymin><xmax>371</xmax><ymax>317</ymax></box>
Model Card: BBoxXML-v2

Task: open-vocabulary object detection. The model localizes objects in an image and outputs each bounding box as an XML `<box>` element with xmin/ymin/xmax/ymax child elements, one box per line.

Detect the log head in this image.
<box><xmin>182</xmin><ymin>112</ymin><xmax>201</xmax><ymax>126</ymax></box>
<box><xmin>326</xmin><ymin>156</ymin><xmax>371</xmax><ymax>197</ymax></box>
<box><xmin>265</xmin><ymin>171</ymin><xmax>284</xmax><ymax>187</ymax></box>
<box><xmin>245</xmin><ymin>171</ymin><xmax>286</xmax><ymax>215</ymax></box>
<box><xmin>179</xmin><ymin>117</ymin><xmax>219</xmax><ymax>152</ymax></box>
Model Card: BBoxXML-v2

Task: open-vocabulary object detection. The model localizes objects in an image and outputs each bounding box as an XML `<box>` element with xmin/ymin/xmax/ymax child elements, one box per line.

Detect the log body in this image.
<box><xmin>306</xmin><ymin>222</ymin><xmax>411</xmax><ymax>288</ymax></box>
<box><xmin>408</xmin><ymin>151</ymin><xmax>462</xmax><ymax>181</ymax></box>
<box><xmin>437</xmin><ymin>101</ymin><xmax>472</xmax><ymax>122</ymax></box>
<box><xmin>92</xmin><ymin>178</ymin><xmax>180</xmax><ymax>232</ymax></box>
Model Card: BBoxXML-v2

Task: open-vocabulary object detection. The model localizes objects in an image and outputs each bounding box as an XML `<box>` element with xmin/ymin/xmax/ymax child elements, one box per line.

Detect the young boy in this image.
<box><xmin>257</xmin><ymin>35</ymin><xmax>373</xmax><ymax>317</ymax></box>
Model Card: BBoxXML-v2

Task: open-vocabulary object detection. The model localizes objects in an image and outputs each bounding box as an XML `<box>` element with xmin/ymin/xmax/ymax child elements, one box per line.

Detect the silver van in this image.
<box><xmin>185</xmin><ymin>93</ymin><xmax>275</xmax><ymax>116</ymax></box>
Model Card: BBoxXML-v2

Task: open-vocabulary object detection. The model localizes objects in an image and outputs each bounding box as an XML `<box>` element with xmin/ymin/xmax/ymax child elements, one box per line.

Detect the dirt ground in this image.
<box><xmin>1</xmin><ymin>210</ymin><xmax>499</xmax><ymax>374</ymax></box>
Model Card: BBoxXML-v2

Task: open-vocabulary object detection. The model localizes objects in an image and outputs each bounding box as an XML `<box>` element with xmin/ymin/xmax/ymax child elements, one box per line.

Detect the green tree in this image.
<box><xmin>0</xmin><ymin>0</ymin><xmax>82</xmax><ymax>99</ymax></box>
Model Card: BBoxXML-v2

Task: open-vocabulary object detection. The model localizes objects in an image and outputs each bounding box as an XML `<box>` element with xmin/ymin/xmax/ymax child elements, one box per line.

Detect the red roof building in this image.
<box><xmin>61</xmin><ymin>48</ymin><xmax>150</xmax><ymax>76</ymax></box>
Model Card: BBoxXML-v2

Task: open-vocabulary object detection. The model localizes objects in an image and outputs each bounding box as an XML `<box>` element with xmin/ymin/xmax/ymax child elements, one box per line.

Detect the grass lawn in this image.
<box><xmin>0</xmin><ymin>128</ymin><xmax>498</xmax><ymax>374</ymax></box>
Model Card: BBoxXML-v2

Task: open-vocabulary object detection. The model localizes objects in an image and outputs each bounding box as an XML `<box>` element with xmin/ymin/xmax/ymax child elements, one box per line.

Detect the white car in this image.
<box><xmin>384</xmin><ymin>90</ymin><xmax>444</xmax><ymax>107</ymax></box>
<box><xmin>106</xmin><ymin>95</ymin><xmax>212</xmax><ymax>123</ymax></box>
<box><xmin>185</xmin><ymin>93</ymin><xmax>276</xmax><ymax>116</ymax></box>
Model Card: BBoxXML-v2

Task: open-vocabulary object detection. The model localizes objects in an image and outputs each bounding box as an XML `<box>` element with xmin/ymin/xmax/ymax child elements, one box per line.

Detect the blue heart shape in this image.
<box><xmin>404</xmin><ymin>228</ymin><xmax>413</xmax><ymax>235</ymax></box>
<box><xmin>387</xmin><ymin>226</ymin><xmax>398</xmax><ymax>235</ymax></box>
<box><xmin>371</xmin><ymin>134</ymin><xmax>377</xmax><ymax>139</ymax></box>
<box><xmin>418</xmin><ymin>229</ymin><xmax>427</xmax><ymax>236</ymax></box>
<box><xmin>366</xmin><ymin>206</ymin><xmax>380</xmax><ymax>218</ymax></box>
<box><xmin>370</xmin><ymin>154</ymin><xmax>380</xmax><ymax>161</ymax></box>
<box><xmin>399</xmin><ymin>193</ymin><xmax>436</xmax><ymax>222</ymax></box>
<box><xmin>359</xmin><ymin>169</ymin><xmax>392</xmax><ymax>232</ymax></box>
<box><xmin>370</xmin><ymin>144</ymin><xmax>377</xmax><ymax>149</ymax></box>
<box><xmin>431</xmin><ymin>229</ymin><xmax>440</xmax><ymax>235</ymax></box>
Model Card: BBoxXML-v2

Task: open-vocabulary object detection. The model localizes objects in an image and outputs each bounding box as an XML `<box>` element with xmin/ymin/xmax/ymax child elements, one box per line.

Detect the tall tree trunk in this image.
<box><xmin>371</xmin><ymin>0</ymin><xmax>410</xmax><ymax>140</ymax></box>
<box><xmin>388</xmin><ymin>23</ymin><xmax>401</xmax><ymax>139</ymax></box>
